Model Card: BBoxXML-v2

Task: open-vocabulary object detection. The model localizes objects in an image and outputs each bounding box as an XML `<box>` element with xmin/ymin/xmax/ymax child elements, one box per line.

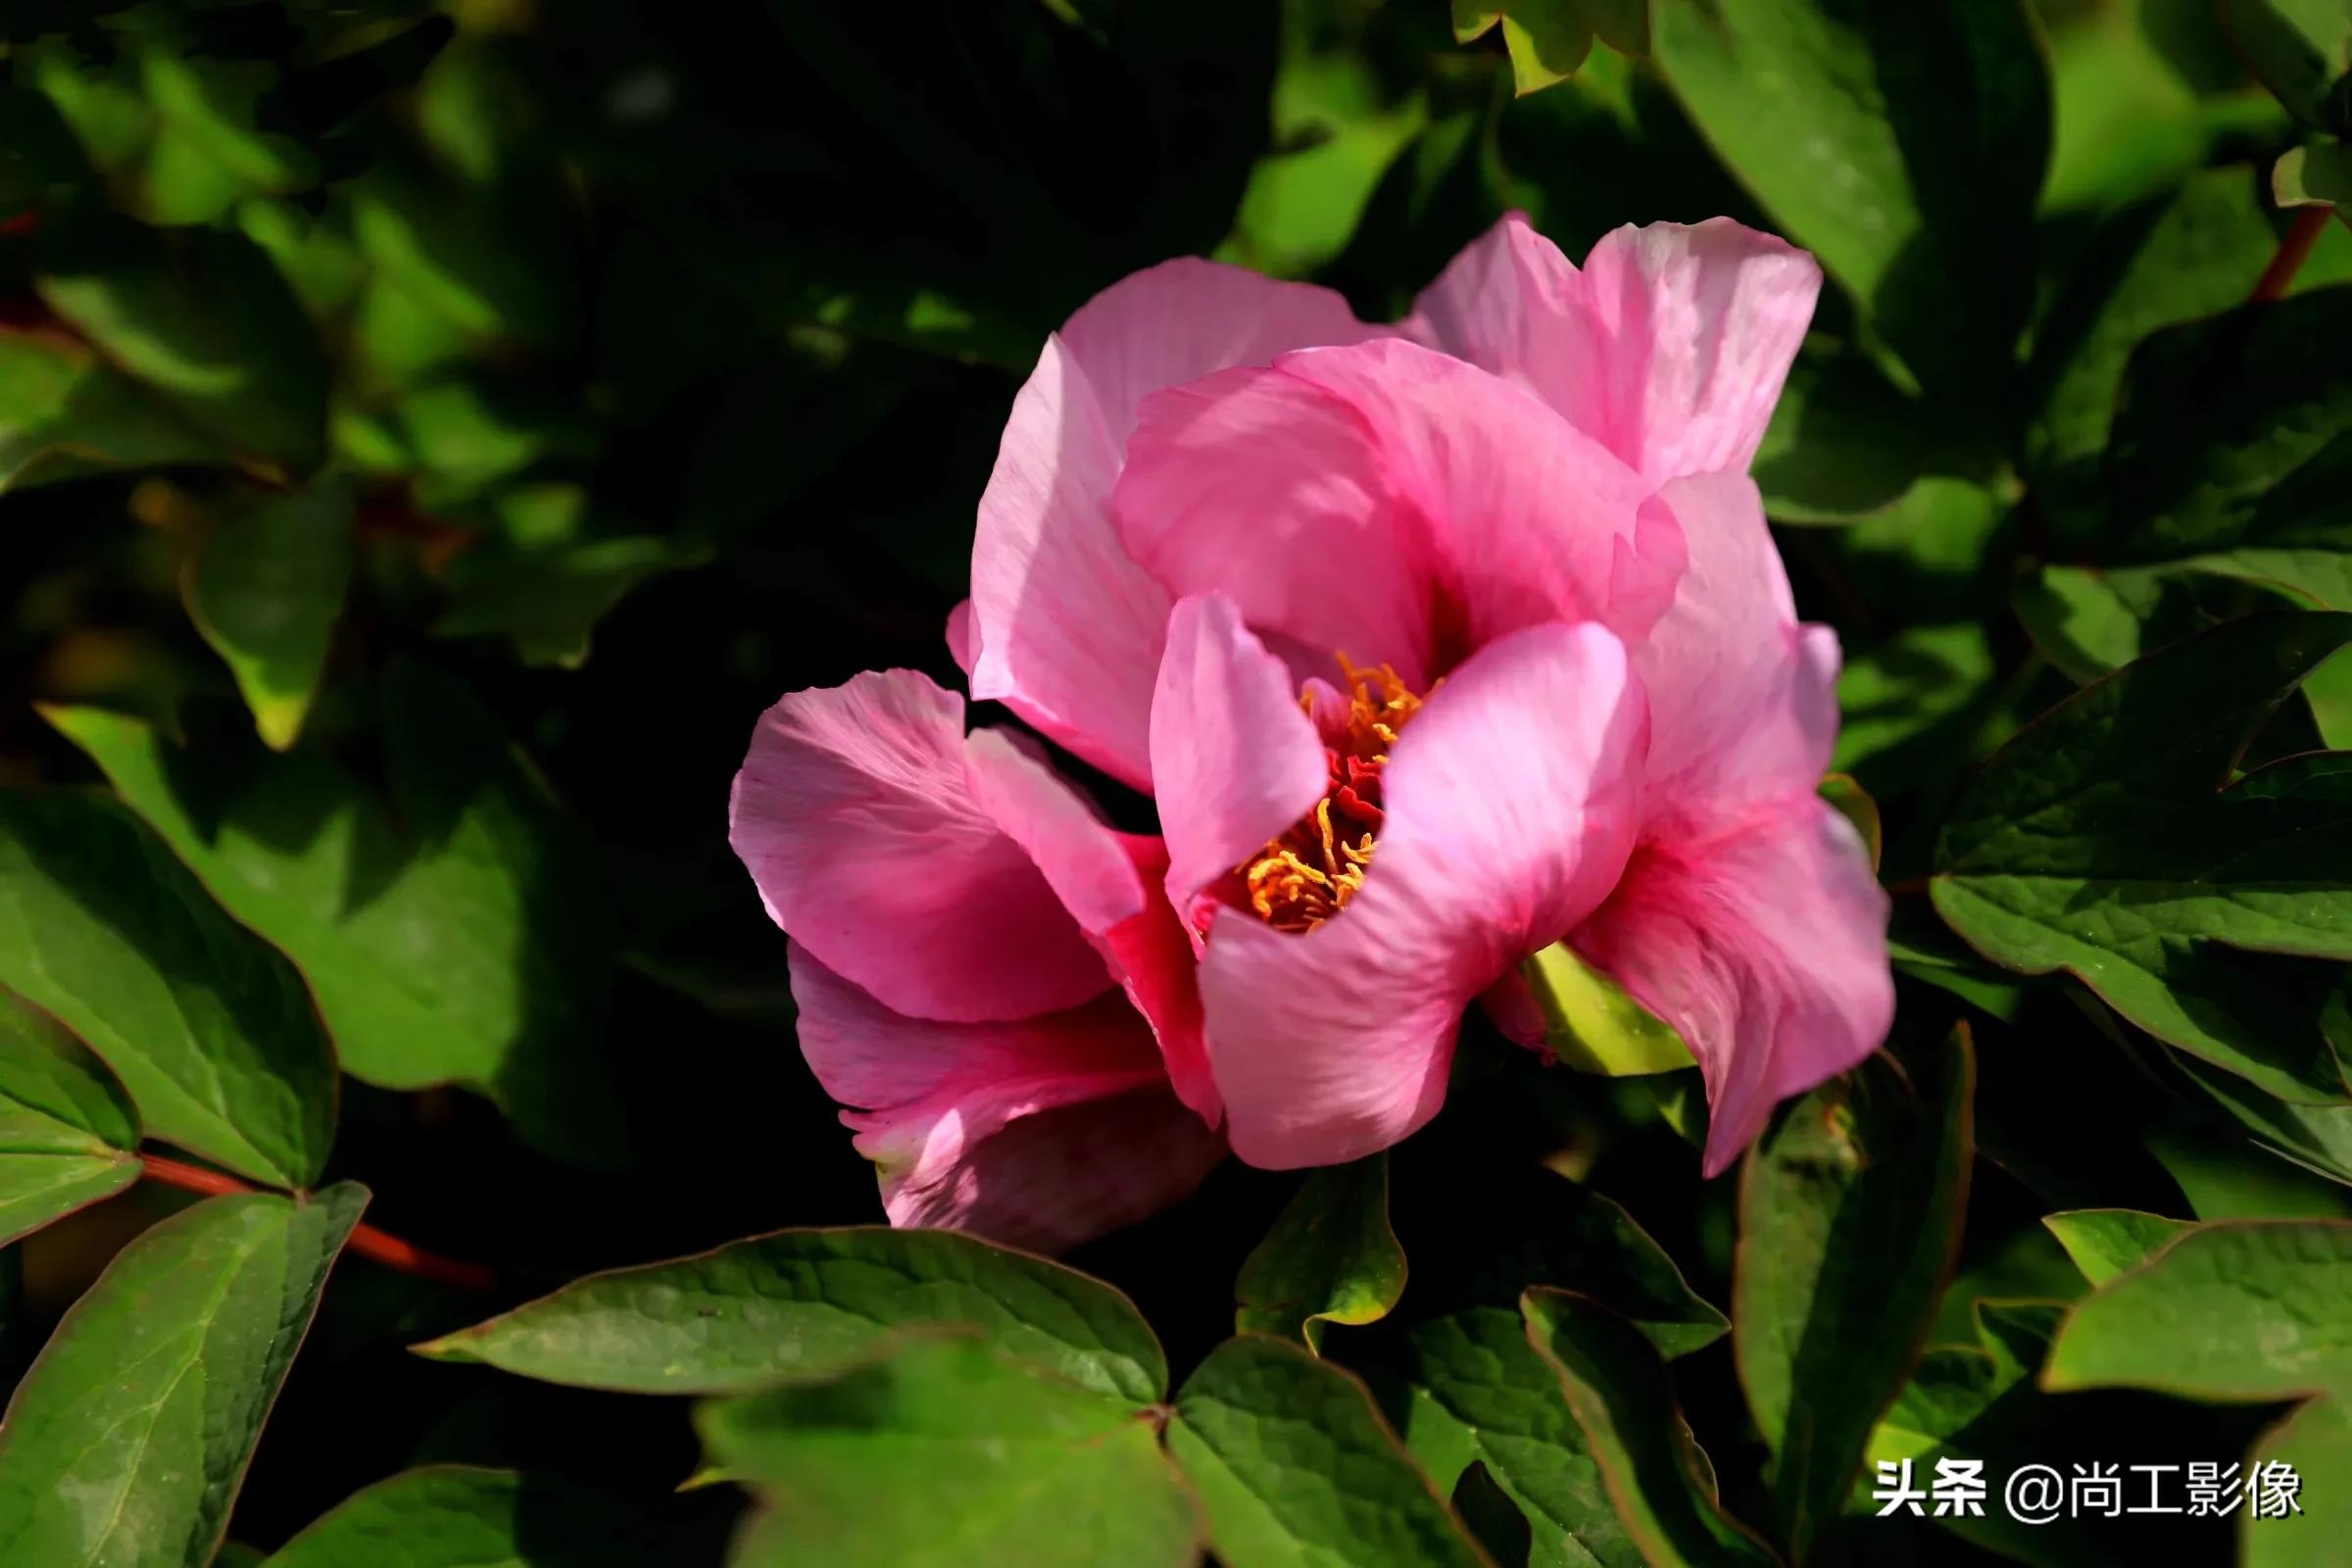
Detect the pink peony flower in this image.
<box><xmin>732</xmin><ymin>214</ymin><xmax>1893</xmax><ymax>1250</ymax></box>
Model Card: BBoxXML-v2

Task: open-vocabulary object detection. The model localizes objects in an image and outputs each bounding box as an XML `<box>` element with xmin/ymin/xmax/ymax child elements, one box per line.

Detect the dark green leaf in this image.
<box><xmin>1933</xmin><ymin>613</ymin><xmax>2352</xmax><ymax>1103</ymax></box>
<box><xmin>184</xmin><ymin>479</ymin><xmax>354</xmax><ymax>751</ymax></box>
<box><xmin>37</xmin><ymin>219</ymin><xmax>328</xmax><ymax>472</ymax></box>
<box><xmin>416</xmin><ymin>1226</ymin><xmax>1167</xmax><ymax>1403</ymax></box>
<box><xmin>0</xmin><ymin>993</ymin><xmax>139</xmax><ymax>1248</ymax></box>
<box><xmin>2277</xmin><ymin>140</ymin><xmax>2352</xmax><ymax>207</ymax></box>
<box><xmin>1454</xmin><ymin>1462</ymin><xmax>1537</xmax><ymax>1568</ymax></box>
<box><xmin>2028</xmin><ymin>165</ymin><xmax>2350</xmax><ymax>498</ymax></box>
<box><xmin>1168</xmin><ymin>1334</ymin><xmax>1494</xmax><ymax>1568</ymax></box>
<box><xmin>265</xmin><ymin>1465</ymin><xmax>735</xmax><ymax>1568</ymax></box>
<box><xmin>433</xmin><ymin>535</ymin><xmax>705</xmax><ymax>670</ymax></box>
<box><xmin>0</xmin><ymin>789</ymin><xmax>336</xmax><ymax>1188</ymax></box>
<box><xmin>1236</xmin><ymin>1154</ymin><xmax>1405</xmax><ymax>1353</ymax></box>
<box><xmin>1521</xmin><ymin>1289</ymin><xmax>1781</xmax><ymax>1568</ymax></box>
<box><xmin>702</xmin><ymin>1335</ymin><xmax>1197</xmax><ymax>1568</ymax></box>
<box><xmin>0</xmin><ymin>1185</ymin><xmax>367</xmax><ymax>1566</ymax></box>
<box><xmin>2219</xmin><ymin>0</ymin><xmax>2352</xmax><ymax>128</ymax></box>
<box><xmin>1650</xmin><ymin>0</ymin><xmax>2048</xmax><ymax>398</ymax></box>
<box><xmin>1735</xmin><ymin>1026</ymin><xmax>1973</xmax><ymax>1561</ymax></box>
<box><xmin>0</xmin><ymin>327</ymin><xmax>220</xmax><ymax>491</ymax></box>
<box><xmin>2090</xmin><ymin>287</ymin><xmax>2352</xmax><ymax>622</ymax></box>
<box><xmin>46</xmin><ymin>665</ymin><xmax>623</xmax><ymax>1167</ymax></box>
<box><xmin>2144</xmin><ymin>1122</ymin><xmax>2352</xmax><ymax>1219</ymax></box>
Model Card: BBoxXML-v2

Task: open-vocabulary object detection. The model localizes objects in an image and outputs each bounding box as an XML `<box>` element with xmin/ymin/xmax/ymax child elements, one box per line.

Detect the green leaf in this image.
<box><xmin>2219</xmin><ymin>0</ymin><xmax>2352</xmax><ymax>128</ymax></box>
<box><xmin>0</xmin><ymin>327</ymin><xmax>220</xmax><ymax>491</ymax></box>
<box><xmin>21</xmin><ymin>29</ymin><xmax>318</xmax><ymax>225</ymax></box>
<box><xmin>2091</xmin><ymin>287</ymin><xmax>2352</xmax><ymax>614</ymax></box>
<box><xmin>1649</xmin><ymin>0</ymin><xmax>2048</xmax><ymax>398</ymax></box>
<box><xmin>36</xmin><ymin>218</ymin><xmax>329</xmax><ymax>472</ymax></box>
<box><xmin>1932</xmin><ymin>613</ymin><xmax>2352</xmax><ymax>1104</ymax></box>
<box><xmin>1453</xmin><ymin>1462</ymin><xmax>1537</xmax><ymax>1568</ymax></box>
<box><xmin>183</xmin><ymin>479</ymin><xmax>354</xmax><ymax>751</ymax></box>
<box><xmin>2245</xmin><ymin>1395</ymin><xmax>2351</xmax><ymax>1567</ymax></box>
<box><xmin>0</xmin><ymin>989</ymin><xmax>139</xmax><ymax>1152</ymax></box>
<box><xmin>433</xmin><ymin>535</ymin><xmax>705</xmax><ymax>670</ymax></box>
<box><xmin>702</xmin><ymin>1335</ymin><xmax>1198</xmax><ymax>1568</ymax></box>
<box><xmin>1521</xmin><ymin>1289</ymin><xmax>1781</xmax><ymax>1568</ymax></box>
<box><xmin>2028</xmin><ymin>165</ymin><xmax>2348</xmax><ymax>499</ymax></box>
<box><xmin>0</xmin><ymin>993</ymin><xmax>141</xmax><ymax>1248</ymax></box>
<box><xmin>2144</xmin><ymin>1122</ymin><xmax>2352</xmax><ymax>1220</ymax></box>
<box><xmin>0</xmin><ymin>1185</ymin><xmax>367</xmax><ymax>1566</ymax></box>
<box><xmin>1235</xmin><ymin>1154</ymin><xmax>1405</xmax><ymax>1353</ymax></box>
<box><xmin>2277</xmin><ymin>140</ymin><xmax>2352</xmax><ymax>207</ymax></box>
<box><xmin>1452</xmin><ymin>1</ymin><xmax>1648</xmax><ymax>95</ymax></box>
<box><xmin>1168</xmin><ymin>1335</ymin><xmax>1494</xmax><ymax>1568</ymax></box>
<box><xmin>1395</xmin><ymin>1175</ymin><xmax>1725</xmax><ymax>1568</ymax></box>
<box><xmin>265</xmin><ymin>1465</ymin><xmax>734</xmax><ymax>1568</ymax></box>
<box><xmin>2044</xmin><ymin>1219</ymin><xmax>2352</xmax><ymax>1399</ymax></box>
<box><xmin>2042</xmin><ymin>1209</ymin><xmax>2194</xmax><ymax>1285</ymax></box>
<box><xmin>416</xmin><ymin>1226</ymin><xmax>1166</xmax><ymax>1403</ymax></box>
<box><xmin>45</xmin><ymin>667</ymin><xmax>623</xmax><ymax>1167</ymax></box>
<box><xmin>1735</xmin><ymin>1027</ymin><xmax>1973</xmax><ymax>1561</ymax></box>
<box><xmin>0</xmin><ymin>789</ymin><xmax>336</xmax><ymax>1188</ymax></box>
<box><xmin>1522</xmin><ymin>942</ymin><xmax>1694</xmax><ymax>1076</ymax></box>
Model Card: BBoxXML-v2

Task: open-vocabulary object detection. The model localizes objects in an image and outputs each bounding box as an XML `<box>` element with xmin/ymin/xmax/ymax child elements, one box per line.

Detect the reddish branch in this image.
<box><xmin>138</xmin><ymin>1154</ymin><xmax>500</xmax><ymax>1293</ymax></box>
<box><xmin>2249</xmin><ymin>208</ymin><xmax>2333</xmax><ymax>306</ymax></box>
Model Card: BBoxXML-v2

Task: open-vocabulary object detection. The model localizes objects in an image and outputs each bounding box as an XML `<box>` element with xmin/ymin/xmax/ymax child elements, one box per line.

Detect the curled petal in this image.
<box><xmin>1572</xmin><ymin>804</ymin><xmax>1893</xmax><ymax>1177</ymax></box>
<box><xmin>971</xmin><ymin>264</ymin><xmax>1380</xmax><ymax>788</ymax></box>
<box><xmin>1413</xmin><ymin>213</ymin><xmax>1820</xmax><ymax>485</ymax></box>
<box><xmin>965</xmin><ymin>727</ymin><xmax>1215</xmax><ymax>1119</ymax></box>
<box><xmin>791</xmin><ymin>946</ymin><xmax>1218</xmax><ymax>1252</ymax></box>
<box><xmin>1151</xmin><ymin>593</ymin><xmax>1330</xmax><ymax>922</ymax></box>
<box><xmin>730</xmin><ymin>671</ymin><xmax>1109</xmax><ymax>1022</ymax></box>
<box><xmin>1201</xmin><ymin>622</ymin><xmax>1648</xmax><ymax>1167</ymax></box>
<box><xmin>1635</xmin><ymin>472</ymin><xmax>1840</xmax><ymax>826</ymax></box>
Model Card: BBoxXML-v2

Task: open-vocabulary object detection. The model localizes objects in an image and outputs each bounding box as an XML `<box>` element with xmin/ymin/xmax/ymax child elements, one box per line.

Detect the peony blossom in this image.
<box><xmin>732</xmin><ymin>213</ymin><xmax>1893</xmax><ymax>1250</ymax></box>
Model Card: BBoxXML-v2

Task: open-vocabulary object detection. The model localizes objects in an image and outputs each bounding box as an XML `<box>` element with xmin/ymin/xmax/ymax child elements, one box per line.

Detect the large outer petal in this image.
<box><xmin>1411</xmin><ymin>214</ymin><xmax>1819</xmax><ymax>486</ymax></box>
<box><xmin>1634</xmin><ymin>474</ymin><xmax>1840</xmax><ymax>822</ymax></box>
<box><xmin>964</xmin><ymin>727</ymin><xmax>1215</xmax><ymax>1120</ymax></box>
<box><xmin>790</xmin><ymin>946</ymin><xmax>1220</xmax><ymax>1253</ymax></box>
<box><xmin>730</xmin><ymin>671</ymin><xmax>1109</xmax><ymax>1022</ymax></box>
<box><xmin>970</xmin><ymin>263</ymin><xmax>1378</xmax><ymax>788</ymax></box>
<box><xmin>1114</xmin><ymin>339</ymin><xmax>1683</xmax><ymax>686</ymax></box>
<box><xmin>1151</xmin><ymin>593</ymin><xmax>1329</xmax><ymax>921</ymax></box>
<box><xmin>1577</xmin><ymin>470</ymin><xmax>1890</xmax><ymax>1175</ymax></box>
<box><xmin>1572</xmin><ymin>807</ymin><xmax>1893</xmax><ymax>1179</ymax></box>
<box><xmin>1200</xmin><ymin>622</ymin><xmax>1648</xmax><ymax>1168</ymax></box>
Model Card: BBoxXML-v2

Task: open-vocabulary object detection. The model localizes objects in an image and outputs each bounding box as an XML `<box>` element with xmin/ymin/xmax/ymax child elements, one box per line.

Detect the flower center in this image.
<box><xmin>1239</xmin><ymin>657</ymin><xmax>1430</xmax><ymax>933</ymax></box>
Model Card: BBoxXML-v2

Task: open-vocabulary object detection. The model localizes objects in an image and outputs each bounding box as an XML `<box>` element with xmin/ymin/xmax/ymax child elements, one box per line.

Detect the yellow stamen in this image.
<box><xmin>1239</xmin><ymin>656</ymin><xmax>1431</xmax><ymax>932</ymax></box>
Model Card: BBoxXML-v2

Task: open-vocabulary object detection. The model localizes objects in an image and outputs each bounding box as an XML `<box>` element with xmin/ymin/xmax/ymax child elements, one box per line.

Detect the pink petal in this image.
<box><xmin>729</xmin><ymin>671</ymin><xmax>1109</xmax><ymax>1022</ymax></box>
<box><xmin>1200</xmin><ymin>622</ymin><xmax>1647</xmax><ymax>1167</ymax></box>
<box><xmin>1571</xmin><ymin>803</ymin><xmax>1892</xmax><ymax>1178</ymax></box>
<box><xmin>1150</xmin><ymin>593</ymin><xmax>1329</xmax><ymax>919</ymax></box>
<box><xmin>969</xmin><ymin>339</ymin><xmax>1170</xmax><ymax>789</ymax></box>
<box><xmin>964</xmin><ymin>727</ymin><xmax>1217</xmax><ymax>1120</ymax></box>
<box><xmin>1058</xmin><ymin>258</ymin><xmax>1382</xmax><ymax>448</ymax></box>
<box><xmin>790</xmin><ymin>946</ymin><xmax>1218</xmax><ymax>1252</ymax></box>
<box><xmin>1635</xmin><ymin>473</ymin><xmax>1841</xmax><ymax>831</ymax></box>
<box><xmin>1115</xmin><ymin>339</ymin><xmax>1683</xmax><ymax>686</ymax></box>
<box><xmin>969</xmin><ymin>263</ymin><xmax>1381</xmax><ymax>789</ymax></box>
<box><xmin>945</xmin><ymin>598</ymin><xmax>978</xmax><ymax>678</ymax></box>
<box><xmin>878</xmin><ymin>1087</ymin><xmax>1226</xmax><ymax>1254</ymax></box>
<box><xmin>1412</xmin><ymin>214</ymin><xmax>1820</xmax><ymax>485</ymax></box>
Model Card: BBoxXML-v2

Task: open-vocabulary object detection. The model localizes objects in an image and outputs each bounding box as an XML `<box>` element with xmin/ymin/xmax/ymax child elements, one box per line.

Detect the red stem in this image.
<box><xmin>138</xmin><ymin>1154</ymin><xmax>500</xmax><ymax>1293</ymax></box>
<box><xmin>2249</xmin><ymin>208</ymin><xmax>2332</xmax><ymax>306</ymax></box>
